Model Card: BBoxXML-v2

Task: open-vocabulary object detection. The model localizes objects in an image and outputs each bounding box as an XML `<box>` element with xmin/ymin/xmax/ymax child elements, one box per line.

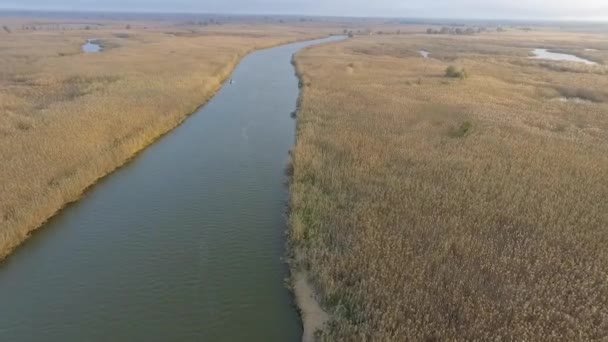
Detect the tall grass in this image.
<box><xmin>0</xmin><ymin>20</ymin><xmax>335</xmax><ymax>260</ymax></box>
<box><xmin>290</xmin><ymin>32</ymin><xmax>608</xmax><ymax>340</ymax></box>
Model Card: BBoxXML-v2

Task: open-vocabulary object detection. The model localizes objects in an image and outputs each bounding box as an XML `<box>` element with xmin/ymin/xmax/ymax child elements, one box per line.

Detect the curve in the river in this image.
<box><xmin>0</xmin><ymin>36</ymin><xmax>343</xmax><ymax>342</ymax></box>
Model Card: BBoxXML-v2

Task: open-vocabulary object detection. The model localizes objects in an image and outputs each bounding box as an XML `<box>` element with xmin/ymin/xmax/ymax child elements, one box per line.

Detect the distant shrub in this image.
<box><xmin>450</xmin><ymin>121</ymin><xmax>473</xmax><ymax>137</ymax></box>
<box><xmin>556</xmin><ymin>86</ymin><xmax>606</xmax><ymax>103</ymax></box>
<box><xmin>445</xmin><ymin>65</ymin><xmax>467</xmax><ymax>79</ymax></box>
<box><xmin>552</xmin><ymin>123</ymin><xmax>567</xmax><ymax>133</ymax></box>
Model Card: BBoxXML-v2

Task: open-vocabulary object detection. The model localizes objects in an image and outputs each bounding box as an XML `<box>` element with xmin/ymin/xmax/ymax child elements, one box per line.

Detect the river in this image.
<box><xmin>0</xmin><ymin>36</ymin><xmax>343</xmax><ymax>341</ymax></box>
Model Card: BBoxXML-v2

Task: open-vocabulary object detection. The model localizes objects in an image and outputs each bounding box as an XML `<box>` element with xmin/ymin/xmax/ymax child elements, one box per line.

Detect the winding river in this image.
<box><xmin>0</xmin><ymin>36</ymin><xmax>343</xmax><ymax>341</ymax></box>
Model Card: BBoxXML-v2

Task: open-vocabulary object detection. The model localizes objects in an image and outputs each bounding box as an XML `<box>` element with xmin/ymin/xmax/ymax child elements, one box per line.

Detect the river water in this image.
<box><xmin>0</xmin><ymin>36</ymin><xmax>343</xmax><ymax>341</ymax></box>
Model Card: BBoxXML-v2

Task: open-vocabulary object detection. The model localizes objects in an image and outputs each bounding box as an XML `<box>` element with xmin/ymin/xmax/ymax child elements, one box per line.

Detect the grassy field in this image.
<box><xmin>290</xmin><ymin>29</ymin><xmax>608</xmax><ymax>340</ymax></box>
<box><xmin>0</xmin><ymin>15</ymin><xmax>339</xmax><ymax>260</ymax></box>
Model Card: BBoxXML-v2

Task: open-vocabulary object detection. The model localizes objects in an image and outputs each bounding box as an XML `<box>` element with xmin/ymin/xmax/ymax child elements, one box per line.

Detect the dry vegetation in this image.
<box><xmin>289</xmin><ymin>29</ymin><xmax>608</xmax><ymax>340</ymax></box>
<box><xmin>0</xmin><ymin>14</ymin><xmax>338</xmax><ymax>259</ymax></box>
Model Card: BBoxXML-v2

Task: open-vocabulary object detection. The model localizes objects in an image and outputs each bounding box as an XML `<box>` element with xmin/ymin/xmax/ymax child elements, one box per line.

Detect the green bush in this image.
<box><xmin>450</xmin><ymin>121</ymin><xmax>473</xmax><ymax>138</ymax></box>
<box><xmin>445</xmin><ymin>65</ymin><xmax>468</xmax><ymax>79</ymax></box>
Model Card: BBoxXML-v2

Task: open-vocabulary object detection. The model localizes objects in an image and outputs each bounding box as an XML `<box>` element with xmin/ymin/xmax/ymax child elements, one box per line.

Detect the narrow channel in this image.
<box><xmin>0</xmin><ymin>36</ymin><xmax>343</xmax><ymax>341</ymax></box>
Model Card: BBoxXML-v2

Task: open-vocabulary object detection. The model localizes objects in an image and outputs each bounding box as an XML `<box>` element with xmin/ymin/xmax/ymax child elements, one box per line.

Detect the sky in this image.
<box><xmin>1</xmin><ymin>0</ymin><xmax>608</xmax><ymax>20</ymax></box>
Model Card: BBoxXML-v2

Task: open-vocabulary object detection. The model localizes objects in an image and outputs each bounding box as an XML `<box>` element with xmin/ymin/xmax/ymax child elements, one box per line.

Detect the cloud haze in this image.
<box><xmin>1</xmin><ymin>0</ymin><xmax>607</xmax><ymax>20</ymax></box>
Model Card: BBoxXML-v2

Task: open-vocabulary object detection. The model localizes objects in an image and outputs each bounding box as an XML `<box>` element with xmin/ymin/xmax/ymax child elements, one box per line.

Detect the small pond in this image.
<box><xmin>553</xmin><ymin>97</ymin><xmax>592</xmax><ymax>104</ymax></box>
<box><xmin>82</xmin><ymin>39</ymin><xmax>102</xmax><ymax>53</ymax></box>
<box><xmin>530</xmin><ymin>49</ymin><xmax>596</xmax><ymax>65</ymax></box>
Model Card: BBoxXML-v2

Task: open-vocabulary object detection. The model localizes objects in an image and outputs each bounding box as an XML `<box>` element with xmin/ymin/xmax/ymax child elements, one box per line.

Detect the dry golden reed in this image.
<box><xmin>289</xmin><ymin>30</ymin><xmax>608</xmax><ymax>340</ymax></box>
<box><xmin>0</xmin><ymin>18</ymin><xmax>334</xmax><ymax>260</ymax></box>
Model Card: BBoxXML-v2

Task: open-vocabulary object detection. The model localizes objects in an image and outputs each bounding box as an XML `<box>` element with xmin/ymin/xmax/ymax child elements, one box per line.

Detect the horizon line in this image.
<box><xmin>1</xmin><ymin>7</ymin><xmax>607</xmax><ymax>23</ymax></box>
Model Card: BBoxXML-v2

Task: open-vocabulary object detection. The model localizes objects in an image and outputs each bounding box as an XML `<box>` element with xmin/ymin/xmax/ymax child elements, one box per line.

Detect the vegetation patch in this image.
<box><xmin>113</xmin><ymin>33</ymin><xmax>131</xmax><ymax>39</ymax></box>
<box><xmin>445</xmin><ymin>65</ymin><xmax>468</xmax><ymax>79</ymax></box>
<box><xmin>555</xmin><ymin>86</ymin><xmax>606</xmax><ymax>103</ymax></box>
<box><xmin>449</xmin><ymin>120</ymin><xmax>473</xmax><ymax>138</ymax></box>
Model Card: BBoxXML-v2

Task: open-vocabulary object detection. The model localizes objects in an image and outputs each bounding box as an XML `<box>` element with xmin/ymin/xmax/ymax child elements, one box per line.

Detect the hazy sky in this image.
<box><xmin>1</xmin><ymin>0</ymin><xmax>608</xmax><ymax>20</ymax></box>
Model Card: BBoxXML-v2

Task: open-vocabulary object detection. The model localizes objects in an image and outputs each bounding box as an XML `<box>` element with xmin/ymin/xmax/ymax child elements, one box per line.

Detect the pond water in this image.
<box><xmin>530</xmin><ymin>49</ymin><xmax>597</xmax><ymax>65</ymax></box>
<box><xmin>0</xmin><ymin>36</ymin><xmax>344</xmax><ymax>342</ymax></box>
<box><xmin>554</xmin><ymin>97</ymin><xmax>592</xmax><ymax>104</ymax></box>
<box><xmin>82</xmin><ymin>39</ymin><xmax>102</xmax><ymax>53</ymax></box>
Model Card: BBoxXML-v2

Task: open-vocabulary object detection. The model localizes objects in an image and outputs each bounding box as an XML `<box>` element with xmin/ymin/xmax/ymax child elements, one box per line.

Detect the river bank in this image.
<box><xmin>288</xmin><ymin>45</ymin><xmax>334</xmax><ymax>341</ymax></box>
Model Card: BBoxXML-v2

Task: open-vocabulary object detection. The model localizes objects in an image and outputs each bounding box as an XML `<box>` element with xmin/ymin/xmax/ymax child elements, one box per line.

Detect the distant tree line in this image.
<box><xmin>342</xmin><ymin>28</ymin><xmax>408</xmax><ymax>37</ymax></box>
<box><xmin>19</xmin><ymin>24</ymin><xmax>113</xmax><ymax>31</ymax></box>
<box><xmin>181</xmin><ymin>18</ymin><xmax>223</xmax><ymax>27</ymax></box>
<box><xmin>8</xmin><ymin>22</ymin><xmax>142</xmax><ymax>32</ymax></box>
<box><xmin>426</xmin><ymin>26</ymin><xmax>507</xmax><ymax>35</ymax></box>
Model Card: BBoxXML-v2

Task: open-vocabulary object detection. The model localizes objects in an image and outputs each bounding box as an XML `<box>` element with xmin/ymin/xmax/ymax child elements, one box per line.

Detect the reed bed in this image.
<box><xmin>290</xmin><ymin>31</ymin><xmax>608</xmax><ymax>340</ymax></box>
<box><xmin>0</xmin><ymin>20</ymin><xmax>334</xmax><ymax>259</ymax></box>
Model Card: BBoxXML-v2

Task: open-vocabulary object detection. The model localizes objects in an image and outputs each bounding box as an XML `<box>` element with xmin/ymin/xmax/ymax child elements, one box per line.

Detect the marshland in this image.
<box><xmin>290</xmin><ymin>28</ymin><xmax>608</xmax><ymax>340</ymax></box>
<box><xmin>0</xmin><ymin>12</ymin><xmax>348</xmax><ymax>341</ymax></box>
<box><xmin>1</xmin><ymin>7</ymin><xmax>608</xmax><ymax>342</ymax></box>
<box><xmin>0</xmin><ymin>14</ymin><xmax>335</xmax><ymax>259</ymax></box>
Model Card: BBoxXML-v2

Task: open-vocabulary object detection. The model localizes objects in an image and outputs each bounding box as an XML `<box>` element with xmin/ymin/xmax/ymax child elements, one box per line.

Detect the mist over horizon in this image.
<box><xmin>1</xmin><ymin>0</ymin><xmax>608</xmax><ymax>21</ymax></box>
